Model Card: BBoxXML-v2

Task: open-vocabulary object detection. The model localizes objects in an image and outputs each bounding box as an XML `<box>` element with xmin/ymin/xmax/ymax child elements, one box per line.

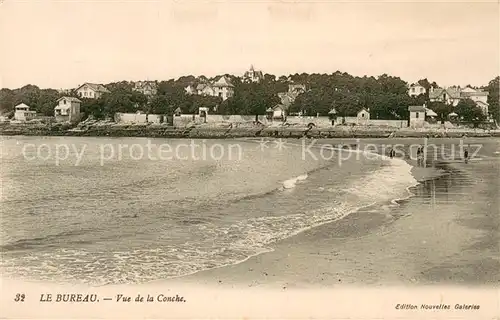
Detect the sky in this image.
<box><xmin>0</xmin><ymin>0</ymin><xmax>498</xmax><ymax>89</ymax></box>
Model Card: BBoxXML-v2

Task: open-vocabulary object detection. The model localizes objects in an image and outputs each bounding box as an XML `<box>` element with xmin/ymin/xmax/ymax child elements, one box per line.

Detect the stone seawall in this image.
<box><xmin>1</xmin><ymin>123</ymin><xmax>499</xmax><ymax>139</ymax></box>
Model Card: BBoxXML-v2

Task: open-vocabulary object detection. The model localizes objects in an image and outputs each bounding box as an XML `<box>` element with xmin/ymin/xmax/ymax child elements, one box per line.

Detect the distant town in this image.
<box><xmin>1</xmin><ymin>65</ymin><xmax>499</xmax><ymax>130</ymax></box>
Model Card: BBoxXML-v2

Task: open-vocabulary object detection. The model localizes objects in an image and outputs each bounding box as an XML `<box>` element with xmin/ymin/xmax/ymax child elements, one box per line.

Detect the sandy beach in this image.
<box><xmin>163</xmin><ymin>138</ymin><xmax>500</xmax><ymax>289</ymax></box>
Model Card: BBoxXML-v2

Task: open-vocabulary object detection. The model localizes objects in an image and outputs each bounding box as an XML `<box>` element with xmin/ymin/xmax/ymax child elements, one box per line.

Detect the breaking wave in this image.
<box><xmin>1</xmin><ymin>152</ymin><xmax>418</xmax><ymax>286</ymax></box>
<box><xmin>282</xmin><ymin>173</ymin><xmax>308</xmax><ymax>189</ymax></box>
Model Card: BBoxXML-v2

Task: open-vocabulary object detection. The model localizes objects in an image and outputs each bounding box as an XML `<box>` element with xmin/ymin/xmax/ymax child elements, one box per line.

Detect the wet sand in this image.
<box><xmin>165</xmin><ymin>138</ymin><xmax>500</xmax><ymax>288</ymax></box>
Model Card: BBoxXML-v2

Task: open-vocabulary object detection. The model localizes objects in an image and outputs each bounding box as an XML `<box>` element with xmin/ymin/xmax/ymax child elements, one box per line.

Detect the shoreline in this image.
<box><xmin>149</xmin><ymin>143</ymin><xmax>450</xmax><ymax>288</ymax></box>
<box><xmin>157</xmin><ymin>142</ymin><xmax>498</xmax><ymax>288</ymax></box>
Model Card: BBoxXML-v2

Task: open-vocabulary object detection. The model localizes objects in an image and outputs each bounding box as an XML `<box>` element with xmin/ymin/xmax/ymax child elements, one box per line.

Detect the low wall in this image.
<box><xmin>335</xmin><ymin>117</ymin><xmax>408</xmax><ymax>128</ymax></box>
<box><xmin>173</xmin><ymin>114</ymin><xmax>196</xmax><ymax>126</ymax></box>
<box><xmin>115</xmin><ymin>113</ymin><xmax>147</xmax><ymax>123</ymax></box>
<box><xmin>286</xmin><ymin>116</ymin><xmax>331</xmax><ymax>127</ymax></box>
<box><xmin>409</xmin><ymin>119</ymin><xmax>426</xmax><ymax>128</ymax></box>
<box><xmin>115</xmin><ymin>113</ymin><xmax>165</xmax><ymax>124</ymax></box>
<box><xmin>336</xmin><ymin>116</ymin><xmax>370</xmax><ymax>125</ymax></box>
<box><xmin>116</xmin><ymin>112</ymin><xmax>410</xmax><ymax>129</ymax></box>
<box><xmin>367</xmin><ymin>120</ymin><xmax>408</xmax><ymax>128</ymax></box>
<box><xmin>147</xmin><ymin>114</ymin><xmax>163</xmax><ymax>124</ymax></box>
<box><xmin>206</xmin><ymin>115</ymin><xmax>266</xmax><ymax>123</ymax></box>
<box><xmin>424</xmin><ymin>121</ymin><xmax>456</xmax><ymax>129</ymax></box>
<box><xmin>174</xmin><ymin>114</ymin><xmax>268</xmax><ymax>127</ymax></box>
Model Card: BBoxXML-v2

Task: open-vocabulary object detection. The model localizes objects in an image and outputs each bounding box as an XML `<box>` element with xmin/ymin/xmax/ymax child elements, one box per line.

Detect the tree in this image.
<box><xmin>0</xmin><ymin>85</ymin><xmax>63</xmax><ymax>117</ymax></box>
<box><xmin>456</xmin><ymin>99</ymin><xmax>486</xmax><ymax>126</ymax></box>
<box><xmin>417</xmin><ymin>78</ymin><xmax>435</xmax><ymax>101</ymax></box>
<box><xmin>2</xmin><ymin>71</ymin><xmax>491</xmax><ymax>125</ymax></box>
<box><xmin>428</xmin><ymin>101</ymin><xmax>452</xmax><ymax>121</ymax></box>
<box><xmin>105</xmin><ymin>81</ymin><xmax>134</xmax><ymax>92</ymax></box>
<box><xmin>149</xmin><ymin>95</ymin><xmax>175</xmax><ymax>115</ymax></box>
<box><xmin>37</xmin><ymin>89</ymin><xmax>61</xmax><ymax>116</ymax></box>
<box><xmin>278</xmin><ymin>75</ymin><xmax>288</xmax><ymax>83</ymax></box>
<box><xmin>98</xmin><ymin>88</ymin><xmax>147</xmax><ymax>116</ymax></box>
<box><xmin>0</xmin><ymin>89</ymin><xmax>15</xmax><ymax>115</ymax></box>
<box><xmin>80</xmin><ymin>98</ymin><xmax>105</xmax><ymax>120</ymax></box>
<box><xmin>221</xmin><ymin>81</ymin><xmax>279</xmax><ymax>119</ymax></box>
<box><xmin>486</xmin><ymin>76</ymin><xmax>499</xmax><ymax>122</ymax></box>
<box><xmin>190</xmin><ymin>95</ymin><xmax>221</xmax><ymax>114</ymax></box>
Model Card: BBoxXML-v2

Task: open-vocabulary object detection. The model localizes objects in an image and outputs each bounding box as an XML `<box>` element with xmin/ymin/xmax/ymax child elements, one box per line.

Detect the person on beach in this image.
<box><xmin>416</xmin><ymin>146</ymin><xmax>422</xmax><ymax>166</ymax></box>
<box><xmin>464</xmin><ymin>146</ymin><xmax>469</xmax><ymax>164</ymax></box>
<box><xmin>388</xmin><ymin>148</ymin><xmax>395</xmax><ymax>159</ymax></box>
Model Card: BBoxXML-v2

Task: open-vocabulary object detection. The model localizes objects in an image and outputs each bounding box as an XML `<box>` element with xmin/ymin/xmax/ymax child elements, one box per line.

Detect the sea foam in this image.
<box><xmin>282</xmin><ymin>174</ymin><xmax>308</xmax><ymax>189</ymax></box>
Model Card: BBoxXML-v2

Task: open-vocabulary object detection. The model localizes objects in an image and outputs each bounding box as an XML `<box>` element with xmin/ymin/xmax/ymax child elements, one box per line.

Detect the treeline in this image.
<box><xmin>0</xmin><ymin>85</ymin><xmax>62</xmax><ymax>116</ymax></box>
<box><xmin>1</xmin><ymin>73</ymin><xmax>498</xmax><ymax>123</ymax></box>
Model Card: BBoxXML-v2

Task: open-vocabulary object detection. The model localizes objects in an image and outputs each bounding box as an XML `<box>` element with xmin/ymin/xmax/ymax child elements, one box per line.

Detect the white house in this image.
<box><xmin>460</xmin><ymin>87</ymin><xmax>489</xmax><ymax>115</ymax></box>
<box><xmin>429</xmin><ymin>87</ymin><xmax>461</xmax><ymax>106</ymax></box>
<box><xmin>76</xmin><ymin>83</ymin><xmax>110</xmax><ymax>99</ymax></box>
<box><xmin>272</xmin><ymin>104</ymin><xmax>287</xmax><ymax>119</ymax></box>
<box><xmin>14</xmin><ymin>103</ymin><xmax>37</xmax><ymax>121</ymax></box>
<box><xmin>430</xmin><ymin>86</ymin><xmax>490</xmax><ymax>115</ymax></box>
<box><xmin>335</xmin><ymin>108</ymin><xmax>371</xmax><ymax>126</ymax></box>
<box><xmin>54</xmin><ymin>97</ymin><xmax>82</xmax><ymax>123</ymax></box>
<box><xmin>243</xmin><ymin>65</ymin><xmax>264</xmax><ymax>83</ymax></box>
<box><xmin>288</xmin><ymin>84</ymin><xmax>306</xmax><ymax>95</ymax></box>
<box><xmin>184</xmin><ymin>85</ymin><xmax>197</xmax><ymax>95</ymax></box>
<box><xmin>212</xmin><ymin>76</ymin><xmax>234</xmax><ymax>100</ymax></box>
<box><xmin>408</xmin><ymin>105</ymin><xmax>426</xmax><ymax>128</ymax></box>
<box><xmin>133</xmin><ymin>81</ymin><xmax>157</xmax><ymax>96</ymax></box>
<box><xmin>184</xmin><ymin>76</ymin><xmax>234</xmax><ymax>101</ymax></box>
<box><xmin>475</xmin><ymin>101</ymin><xmax>489</xmax><ymax>115</ymax></box>
<box><xmin>408</xmin><ymin>83</ymin><xmax>426</xmax><ymax>97</ymax></box>
<box><xmin>356</xmin><ymin>108</ymin><xmax>370</xmax><ymax>125</ymax></box>
<box><xmin>196</xmin><ymin>83</ymin><xmax>216</xmax><ymax>96</ymax></box>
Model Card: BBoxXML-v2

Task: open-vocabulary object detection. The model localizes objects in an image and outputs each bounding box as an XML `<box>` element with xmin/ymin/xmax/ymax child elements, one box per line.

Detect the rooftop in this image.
<box><xmin>408</xmin><ymin>105</ymin><xmax>426</xmax><ymax>112</ymax></box>
<box><xmin>213</xmin><ymin>76</ymin><xmax>234</xmax><ymax>87</ymax></box>
<box><xmin>77</xmin><ymin>83</ymin><xmax>110</xmax><ymax>93</ymax></box>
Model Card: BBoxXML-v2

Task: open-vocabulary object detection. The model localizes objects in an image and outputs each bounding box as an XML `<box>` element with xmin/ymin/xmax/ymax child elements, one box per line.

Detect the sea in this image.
<box><xmin>0</xmin><ymin>136</ymin><xmax>418</xmax><ymax>285</ymax></box>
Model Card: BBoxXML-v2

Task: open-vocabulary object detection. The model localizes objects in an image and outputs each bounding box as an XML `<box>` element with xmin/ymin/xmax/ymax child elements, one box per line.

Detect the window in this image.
<box><xmin>63</xmin><ymin>100</ymin><xmax>66</xmax><ymax>104</ymax></box>
<box><xmin>361</xmin><ymin>113</ymin><xmax>365</xmax><ymax>117</ymax></box>
<box><xmin>411</xmin><ymin>88</ymin><xmax>415</xmax><ymax>92</ymax></box>
<box><xmin>416</xmin><ymin>112</ymin><xmax>419</xmax><ymax>119</ymax></box>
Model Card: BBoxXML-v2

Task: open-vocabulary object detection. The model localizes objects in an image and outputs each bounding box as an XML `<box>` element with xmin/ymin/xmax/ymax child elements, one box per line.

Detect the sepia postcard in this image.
<box><xmin>0</xmin><ymin>0</ymin><xmax>499</xmax><ymax>319</ymax></box>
